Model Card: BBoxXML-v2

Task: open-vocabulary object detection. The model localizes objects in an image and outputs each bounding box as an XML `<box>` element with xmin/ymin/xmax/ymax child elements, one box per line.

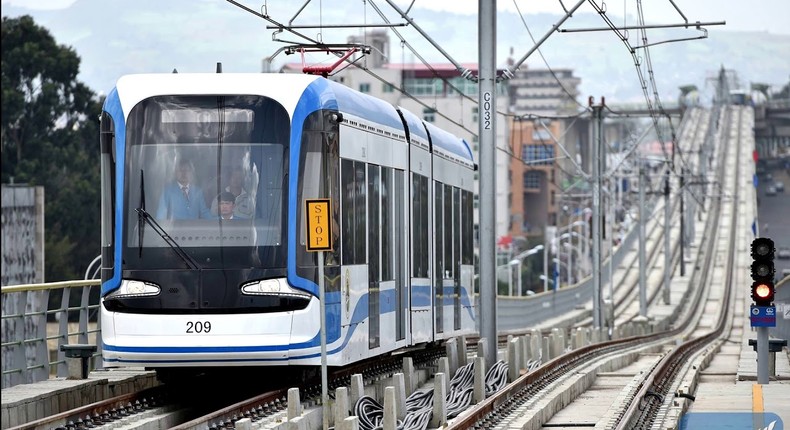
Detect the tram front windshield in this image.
<box><xmin>122</xmin><ymin>95</ymin><xmax>290</xmax><ymax>270</ymax></box>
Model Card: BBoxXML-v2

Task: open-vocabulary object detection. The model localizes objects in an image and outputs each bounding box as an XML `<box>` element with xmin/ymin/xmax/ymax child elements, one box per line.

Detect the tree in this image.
<box><xmin>2</xmin><ymin>15</ymin><xmax>101</xmax><ymax>281</ymax></box>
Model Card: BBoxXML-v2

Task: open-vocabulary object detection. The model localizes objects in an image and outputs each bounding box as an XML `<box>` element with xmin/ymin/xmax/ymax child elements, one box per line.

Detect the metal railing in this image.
<box><xmin>1</xmin><ymin>279</ymin><xmax>102</xmax><ymax>388</ymax></box>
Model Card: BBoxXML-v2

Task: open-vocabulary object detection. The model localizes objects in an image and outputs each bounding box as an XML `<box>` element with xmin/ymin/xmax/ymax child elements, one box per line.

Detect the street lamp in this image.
<box><xmin>562</xmin><ymin>242</ymin><xmax>574</xmax><ymax>285</ymax></box>
<box><xmin>563</xmin><ymin>232</ymin><xmax>590</xmax><ymax>278</ymax></box>
<box><xmin>552</xmin><ymin>257</ymin><xmax>568</xmax><ymax>289</ymax></box>
<box><xmin>509</xmin><ymin>244</ymin><xmax>544</xmax><ymax>296</ymax></box>
<box><xmin>561</xmin><ymin>241</ymin><xmax>587</xmax><ymax>285</ymax></box>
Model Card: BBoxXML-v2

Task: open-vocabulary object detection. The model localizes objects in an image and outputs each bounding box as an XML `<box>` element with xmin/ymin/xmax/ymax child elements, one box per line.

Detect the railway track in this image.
<box><xmin>11</xmin><ymin>347</ymin><xmax>446</xmax><ymax>430</ymax></box>
<box><xmin>447</xmin><ymin>105</ymin><xmax>744</xmax><ymax>430</ymax></box>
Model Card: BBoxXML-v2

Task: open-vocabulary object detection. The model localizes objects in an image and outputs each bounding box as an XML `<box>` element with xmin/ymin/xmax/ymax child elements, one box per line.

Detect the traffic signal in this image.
<box><xmin>750</xmin><ymin>237</ymin><xmax>775</xmax><ymax>306</ymax></box>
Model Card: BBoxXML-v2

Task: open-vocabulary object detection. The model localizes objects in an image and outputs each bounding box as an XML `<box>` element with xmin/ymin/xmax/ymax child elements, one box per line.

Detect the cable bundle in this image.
<box><xmin>353</xmin><ymin>395</ymin><xmax>390</xmax><ymax>430</ymax></box>
<box><xmin>349</xmin><ymin>359</ymin><xmax>513</xmax><ymax>430</ymax></box>
<box><xmin>484</xmin><ymin>360</ymin><xmax>509</xmax><ymax>396</ymax></box>
<box><xmin>400</xmin><ymin>390</ymin><xmax>433</xmax><ymax>430</ymax></box>
<box><xmin>446</xmin><ymin>361</ymin><xmax>475</xmax><ymax>418</ymax></box>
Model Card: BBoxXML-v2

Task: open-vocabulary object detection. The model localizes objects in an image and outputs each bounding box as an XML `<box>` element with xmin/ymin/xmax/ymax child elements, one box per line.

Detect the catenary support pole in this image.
<box><xmin>478</xmin><ymin>0</ymin><xmax>497</xmax><ymax>369</ymax></box>
<box><xmin>591</xmin><ymin>99</ymin><xmax>603</xmax><ymax>328</ymax></box>
<box><xmin>639</xmin><ymin>166</ymin><xmax>647</xmax><ymax>317</ymax></box>
<box><xmin>663</xmin><ymin>171</ymin><xmax>671</xmax><ymax>304</ymax></box>
<box><xmin>680</xmin><ymin>167</ymin><xmax>686</xmax><ymax>276</ymax></box>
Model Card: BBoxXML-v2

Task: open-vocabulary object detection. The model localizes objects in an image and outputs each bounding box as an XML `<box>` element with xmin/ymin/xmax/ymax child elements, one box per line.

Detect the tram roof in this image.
<box><xmin>110</xmin><ymin>73</ymin><xmax>472</xmax><ymax>163</ymax></box>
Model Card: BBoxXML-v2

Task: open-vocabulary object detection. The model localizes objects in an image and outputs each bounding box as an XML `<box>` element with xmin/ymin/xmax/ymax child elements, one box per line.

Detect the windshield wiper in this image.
<box><xmin>138</xmin><ymin>170</ymin><xmax>146</xmax><ymax>258</ymax></box>
<box><xmin>135</xmin><ymin>207</ymin><xmax>201</xmax><ymax>270</ymax></box>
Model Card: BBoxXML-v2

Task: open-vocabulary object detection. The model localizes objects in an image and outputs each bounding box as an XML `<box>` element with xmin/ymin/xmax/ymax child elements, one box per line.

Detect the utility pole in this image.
<box><xmin>638</xmin><ymin>166</ymin><xmax>647</xmax><ymax>317</ymax></box>
<box><xmin>478</xmin><ymin>0</ymin><xmax>497</xmax><ymax>369</ymax></box>
<box><xmin>608</xmin><ymin>173</ymin><xmax>615</xmax><ymax>332</ymax></box>
<box><xmin>680</xmin><ymin>167</ymin><xmax>686</xmax><ymax>276</ymax></box>
<box><xmin>663</xmin><ymin>170</ymin><xmax>671</xmax><ymax>304</ymax></box>
<box><xmin>590</xmin><ymin>97</ymin><xmax>604</xmax><ymax>328</ymax></box>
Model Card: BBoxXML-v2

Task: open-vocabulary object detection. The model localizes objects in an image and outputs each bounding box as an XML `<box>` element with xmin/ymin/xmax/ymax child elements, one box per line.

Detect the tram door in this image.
<box><xmin>435</xmin><ymin>183</ymin><xmax>462</xmax><ymax>335</ymax></box>
<box><xmin>410</xmin><ymin>172</ymin><xmax>433</xmax><ymax>343</ymax></box>
<box><xmin>366</xmin><ymin>164</ymin><xmax>407</xmax><ymax>349</ymax></box>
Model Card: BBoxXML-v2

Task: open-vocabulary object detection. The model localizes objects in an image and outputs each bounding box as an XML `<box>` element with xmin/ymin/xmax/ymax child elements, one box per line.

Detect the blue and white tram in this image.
<box><xmin>99</xmin><ymin>73</ymin><xmax>476</xmax><ymax>376</ymax></box>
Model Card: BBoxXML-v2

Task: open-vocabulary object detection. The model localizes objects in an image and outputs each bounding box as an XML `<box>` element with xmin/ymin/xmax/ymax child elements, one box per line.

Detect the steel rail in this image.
<box><xmin>168</xmin><ymin>346</ymin><xmax>445</xmax><ymax>429</ymax></box>
<box><xmin>616</xmin><ymin>106</ymin><xmax>741</xmax><ymax>429</ymax></box>
<box><xmin>6</xmin><ymin>386</ymin><xmax>168</xmax><ymax>430</ymax></box>
<box><xmin>448</xmin><ymin>107</ymin><xmax>735</xmax><ymax>430</ymax></box>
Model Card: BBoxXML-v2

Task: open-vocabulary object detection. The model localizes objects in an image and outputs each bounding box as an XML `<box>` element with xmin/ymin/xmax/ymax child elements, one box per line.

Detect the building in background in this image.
<box><xmin>504</xmin><ymin>55</ymin><xmax>586</xmax><ymax>248</ymax></box>
<box><xmin>507</xmin><ymin>59</ymin><xmax>581</xmax><ymax>117</ymax></box>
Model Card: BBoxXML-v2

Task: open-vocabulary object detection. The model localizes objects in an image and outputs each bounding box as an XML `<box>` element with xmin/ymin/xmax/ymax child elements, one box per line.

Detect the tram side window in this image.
<box><xmin>368</xmin><ymin>165</ymin><xmax>381</xmax><ymax>280</ymax></box>
<box><xmin>462</xmin><ymin>190</ymin><xmax>473</xmax><ymax>265</ymax></box>
<box><xmin>434</xmin><ymin>181</ymin><xmax>444</xmax><ymax>282</ymax></box>
<box><xmin>434</xmin><ymin>181</ymin><xmax>444</xmax><ymax>333</ymax></box>
<box><xmin>342</xmin><ymin>159</ymin><xmax>367</xmax><ymax>265</ymax></box>
<box><xmin>443</xmin><ymin>184</ymin><xmax>453</xmax><ymax>278</ymax></box>
<box><xmin>100</xmin><ymin>111</ymin><xmax>116</xmax><ymax>280</ymax></box>
<box><xmin>412</xmin><ymin>174</ymin><xmax>429</xmax><ymax>278</ymax></box>
<box><xmin>297</xmin><ymin>121</ymin><xmax>340</xmax><ymax>268</ymax></box>
<box><xmin>381</xmin><ymin>167</ymin><xmax>394</xmax><ymax>282</ymax></box>
<box><xmin>453</xmin><ymin>187</ymin><xmax>461</xmax><ymax>269</ymax></box>
<box><xmin>368</xmin><ymin>164</ymin><xmax>381</xmax><ymax>349</ymax></box>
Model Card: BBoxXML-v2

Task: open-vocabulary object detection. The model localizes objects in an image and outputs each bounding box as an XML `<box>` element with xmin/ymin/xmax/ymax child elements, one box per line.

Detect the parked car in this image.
<box><xmin>765</xmin><ymin>186</ymin><xmax>777</xmax><ymax>196</ymax></box>
<box><xmin>777</xmin><ymin>247</ymin><xmax>790</xmax><ymax>259</ymax></box>
<box><xmin>775</xmin><ymin>181</ymin><xmax>784</xmax><ymax>192</ymax></box>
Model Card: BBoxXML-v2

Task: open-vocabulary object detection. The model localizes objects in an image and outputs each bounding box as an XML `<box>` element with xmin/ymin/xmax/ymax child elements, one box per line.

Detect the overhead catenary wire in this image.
<box><xmin>583</xmin><ymin>0</ymin><xmax>712</xmax><ymax>212</ymax></box>
<box><xmin>237</xmin><ymin>0</ymin><xmax>589</xmax><ymax>152</ymax></box>
<box><xmin>511</xmin><ymin>0</ymin><xmax>587</xmax><ymax>110</ymax></box>
<box><xmin>584</xmin><ymin>0</ymin><xmax>699</xmax><ymax>181</ymax></box>
<box><xmin>235</xmin><ymin>0</ymin><xmax>705</xmax><ymax>209</ymax></box>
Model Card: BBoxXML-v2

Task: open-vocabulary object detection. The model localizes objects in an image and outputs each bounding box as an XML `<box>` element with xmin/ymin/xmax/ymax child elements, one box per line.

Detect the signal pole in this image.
<box><xmin>750</xmin><ymin>237</ymin><xmax>777</xmax><ymax>384</ymax></box>
<box><xmin>680</xmin><ymin>168</ymin><xmax>685</xmax><ymax>276</ymax></box>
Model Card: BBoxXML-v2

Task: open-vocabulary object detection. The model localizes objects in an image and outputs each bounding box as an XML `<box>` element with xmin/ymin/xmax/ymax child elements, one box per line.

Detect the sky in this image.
<box><xmin>2</xmin><ymin>0</ymin><xmax>788</xmax><ymax>102</ymax></box>
<box><xmin>4</xmin><ymin>0</ymin><xmax>789</xmax><ymax>34</ymax></box>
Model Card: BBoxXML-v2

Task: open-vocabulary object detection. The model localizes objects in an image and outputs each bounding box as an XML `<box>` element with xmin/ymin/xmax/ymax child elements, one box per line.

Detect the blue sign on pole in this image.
<box><xmin>750</xmin><ymin>305</ymin><xmax>776</xmax><ymax>327</ymax></box>
<box><xmin>752</xmin><ymin>220</ymin><xmax>757</xmax><ymax>237</ymax></box>
<box><xmin>753</xmin><ymin>173</ymin><xmax>759</xmax><ymax>188</ymax></box>
<box><xmin>553</xmin><ymin>262</ymin><xmax>559</xmax><ymax>292</ymax></box>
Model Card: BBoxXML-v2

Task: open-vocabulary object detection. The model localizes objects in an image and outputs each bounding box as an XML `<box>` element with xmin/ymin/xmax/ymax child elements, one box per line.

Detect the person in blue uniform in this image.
<box><xmin>156</xmin><ymin>158</ymin><xmax>211</xmax><ymax>220</ymax></box>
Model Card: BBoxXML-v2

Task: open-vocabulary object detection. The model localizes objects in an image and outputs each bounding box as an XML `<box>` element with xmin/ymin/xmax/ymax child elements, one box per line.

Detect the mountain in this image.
<box><xmin>3</xmin><ymin>0</ymin><xmax>789</xmax><ymax>103</ymax></box>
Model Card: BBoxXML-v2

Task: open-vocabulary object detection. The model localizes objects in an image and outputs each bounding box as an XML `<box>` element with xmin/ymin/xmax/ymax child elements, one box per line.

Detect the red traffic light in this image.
<box><xmin>751</xmin><ymin>281</ymin><xmax>775</xmax><ymax>306</ymax></box>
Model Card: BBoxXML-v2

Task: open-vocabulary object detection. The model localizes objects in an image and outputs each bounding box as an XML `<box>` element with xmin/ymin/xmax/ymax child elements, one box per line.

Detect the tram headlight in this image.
<box><xmin>111</xmin><ymin>280</ymin><xmax>161</xmax><ymax>298</ymax></box>
<box><xmin>241</xmin><ymin>279</ymin><xmax>310</xmax><ymax>299</ymax></box>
